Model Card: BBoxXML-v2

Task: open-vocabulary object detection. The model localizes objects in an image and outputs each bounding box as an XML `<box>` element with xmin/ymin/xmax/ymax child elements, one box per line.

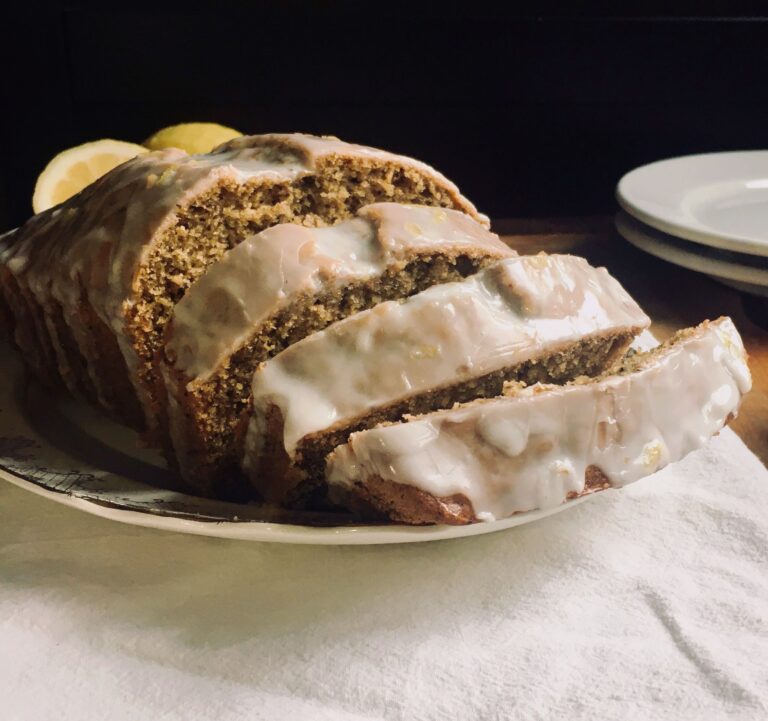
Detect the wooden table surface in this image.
<box><xmin>499</xmin><ymin>217</ymin><xmax>768</xmax><ymax>466</ymax></box>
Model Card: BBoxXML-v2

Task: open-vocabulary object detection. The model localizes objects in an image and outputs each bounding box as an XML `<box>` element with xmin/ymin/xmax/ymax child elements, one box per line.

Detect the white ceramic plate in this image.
<box><xmin>615</xmin><ymin>211</ymin><xmax>768</xmax><ymax>290</ymax></box>
<box><xmin>0</xmin><ymin>343</ymin><xmax>591</xmax><ymax>545</ymax></box>
<box><xmin>617</xmin><ymin>151</ymin><xmax>768</xmax><ymax>257</ymax></box>
<box><xmin>715</xmin><ymin>277</ymin><xmax>768</xmax><ymax>299</ymax></box>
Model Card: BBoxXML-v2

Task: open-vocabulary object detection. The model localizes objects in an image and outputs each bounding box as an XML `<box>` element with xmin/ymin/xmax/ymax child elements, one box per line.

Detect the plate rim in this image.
<box><xmin>615</xmin><ymin>210</ymin><xmax>768</xmax><ymax>287</ymax></box>
<box><xmin>715</xmin><ymin>277</ymin><xmax>768</xmax><ymax>299</ymax></box>
<box><xmin>0</xmin><ymin>463</ymin><xmax>590</xmax><ymax>545</ymax></box>
<box><xmin>0</xmin><ymin>340</ymin><xmax>598</xmax><ymax>546</ymax></box>
<box><xmin>616</xmin><ymin>150</ymin><xmax>768</xmax><ymax>258</ymax></box>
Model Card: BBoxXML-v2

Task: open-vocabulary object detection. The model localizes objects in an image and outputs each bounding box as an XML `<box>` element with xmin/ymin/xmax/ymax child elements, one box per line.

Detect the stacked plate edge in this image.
<box><xmin>615</xmin><ymin>151</ymin><xmax>768</xmax><ymax>298</ymax></box>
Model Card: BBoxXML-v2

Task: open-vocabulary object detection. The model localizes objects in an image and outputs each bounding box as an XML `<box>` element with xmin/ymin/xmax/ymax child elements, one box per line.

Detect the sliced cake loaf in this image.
<box><xmin>326</xmin><ymin>317</ymin><xmax>751</xmax><ymax>524</ymax></box>
<box><xmin>242</xmin><ymin>254</ymin><xmax>650</xmax><ymax>506</ymax></box>
<box><xmin>161</xmin><ymin>203</ymin><xmax>513</xmax><ymax>493</ymax></box>
<box><xmin>0</xmin><ymin>133</ymin><xmax>486</xmax><ymax>431</ymax></box>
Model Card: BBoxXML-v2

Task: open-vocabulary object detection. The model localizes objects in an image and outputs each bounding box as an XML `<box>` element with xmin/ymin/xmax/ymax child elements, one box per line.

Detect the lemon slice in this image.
<box><xmin>143</xmin><ymin>122</ymin><xmax>242</xmax><ymax>155</ymax></box>
<box><xmin>32</xmin><ymin>139</ymin><xmax>148</xmax><ymax>214</ymax></box>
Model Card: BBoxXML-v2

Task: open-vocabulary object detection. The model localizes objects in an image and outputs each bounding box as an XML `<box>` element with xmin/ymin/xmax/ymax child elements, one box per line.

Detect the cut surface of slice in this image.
<box><xmin>32</xmin><ymin>139</ymin><xmax>148</xmax><ymax>213</ymax></box>
<box><xmin>243</xmin><ymin>253</ymin><xmax>650</xmax><ymax>506</ymax></box>
<box><xmin>161</xmin><ymin>203</ymin><xmax>513</xmax><ymax>494</ymax></box>
<box><xmin>326</xmin><ymin>317</ymin><xmax>751</xmax><ymax>525</ymax></box>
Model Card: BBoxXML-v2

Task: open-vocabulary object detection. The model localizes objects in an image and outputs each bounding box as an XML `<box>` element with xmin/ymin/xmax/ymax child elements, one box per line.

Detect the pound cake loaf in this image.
<box><xmin>243</xmin><ymin>254</ymin><xmax>650</xmax><ymax>506</ymax></box>
<box><xmin>0</xmin><ymin>133</ymin><xmax>486</xmax><ymax>431</ymax></box>
<box><xmin>161</xmin><ymin>203</ymin><xmax>513</xmax><ymax>492</ymax></box>
<box><xmin>327</xmin><ymin>317</ymin><xmax>751</xmax><ymax>524</ymax></box>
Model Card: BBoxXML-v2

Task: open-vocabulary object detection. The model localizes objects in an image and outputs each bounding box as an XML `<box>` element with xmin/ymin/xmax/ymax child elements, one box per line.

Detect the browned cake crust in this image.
<box><xmin>328</xmin><ymin>464</ymin><xmax>614</xmax><ymax>525</ymax></box>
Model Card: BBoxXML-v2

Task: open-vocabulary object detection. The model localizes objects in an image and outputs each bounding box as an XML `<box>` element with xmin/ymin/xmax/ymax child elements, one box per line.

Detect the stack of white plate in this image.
<box><xmin>616</xmin><ymin>151</ymin><xmax>768</xmax><ymax>298</ymax></box>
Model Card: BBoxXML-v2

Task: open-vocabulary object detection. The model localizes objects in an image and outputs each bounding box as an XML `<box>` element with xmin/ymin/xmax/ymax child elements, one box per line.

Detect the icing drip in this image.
<box><xmin>327</xmin><ymin>318</ymin><xmax>751</xmax><ymax>522</ymax></box>
<box><xmin>245</xmin><ymin>254</ymin><xmax>650</xmax><ymax>459</ymax></box>
<box><xmin>166</xmin><ymin>203</ymin><xmax>511</xmax><ymax>382</ymax></box>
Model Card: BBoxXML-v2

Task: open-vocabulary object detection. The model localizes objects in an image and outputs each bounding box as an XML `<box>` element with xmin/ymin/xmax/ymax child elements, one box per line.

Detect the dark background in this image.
<box><xmin>3</xmin><ymin>2</ymin><xmax>768</xmax><ymax>229</ymax></box>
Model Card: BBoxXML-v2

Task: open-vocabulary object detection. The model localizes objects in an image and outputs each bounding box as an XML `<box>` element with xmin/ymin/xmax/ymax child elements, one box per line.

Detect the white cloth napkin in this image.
<box><xmin>1</xmin><ymin>428</ymin><xmax>767</xmax><ymax>721</ymax></box>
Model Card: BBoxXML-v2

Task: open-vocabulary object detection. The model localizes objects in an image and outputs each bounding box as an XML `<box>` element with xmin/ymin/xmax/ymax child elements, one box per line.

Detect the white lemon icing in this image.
<box><xmin>327</xmin><ymin>318</ymin><xmax>751</xmax><ymax>522</ymax></box>
<box><xmin>1</xmin><ymin>133</ymin><xmax>485</xmax><ymax>415</ymax></box>
<box><xmin>165</xmin><ymin>203</ymin><xmax>511</xmax><ymax>382</ymax></box>
<box><xmin>244</xmin><ymin>254</ymin><xmax>650</xmax><ymax>469</ymax></box>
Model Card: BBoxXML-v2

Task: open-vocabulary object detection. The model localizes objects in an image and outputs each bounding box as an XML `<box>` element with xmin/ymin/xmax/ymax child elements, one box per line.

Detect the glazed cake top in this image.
<box><xmin>245</xmin><ymin>253</ymin><xmax>651</xmax><ymax>460</ymax></box>
<box><xmin>165</xmin><ymin>202</ymin><xmax>512</xmax><ymax>382</ymax></box>
<box><xmin>1</xmin><ymin>134</ymin><xmax>486</xmax><ymax>337</ymax></box>
<box><xmin>326</xmin><ymin>318</ymin><xmax>751</xmax><ymax>522</ymax></box>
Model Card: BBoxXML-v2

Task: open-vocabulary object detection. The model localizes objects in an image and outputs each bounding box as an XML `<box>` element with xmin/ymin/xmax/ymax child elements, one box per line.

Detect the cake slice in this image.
<box><xmin>242</xmin><ymin>254</ymin><xmax>650</xmax><ymax>506</ymax></box>
<box><xmin>0</xmin><ymin>133</ymin><xmax>486</xmax><ymax>431</ymax></box>
<box><xmin>161</xmin><ymin>203</ymin><xmax>513</xmax><ymax>494</ymax></box>
<box><xmin>326</xmin><ymin>317</ymin><xmax>751</xmax><ymax>525</ymax></box>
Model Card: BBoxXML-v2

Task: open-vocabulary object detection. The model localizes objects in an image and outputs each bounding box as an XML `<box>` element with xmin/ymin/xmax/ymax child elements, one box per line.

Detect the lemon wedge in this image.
<box><xmin>32</xmin><ymin>139</ymin><xmax>148</xmax><ymax>214</ymax></box>
<box><xmin>143</xmin><ymin>122</ymin><xmax>242</xmax><ymax>155</ymax></box>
